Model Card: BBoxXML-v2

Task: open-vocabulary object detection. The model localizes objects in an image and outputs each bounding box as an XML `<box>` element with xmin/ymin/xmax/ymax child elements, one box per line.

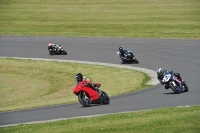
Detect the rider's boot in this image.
<box><xmin>121</xmin><ymin>58</ymin><xmax>125</xmax><ymax>64</ymax></box>
<box><xmin>165</xmin><ymin>84</ymin><xmax>169</xmax><ymax>89</ymax></box>
<box><xmin>98</xmin><ymin>89</ymin><xmax>102</xmax><ymax>96</ymax></box>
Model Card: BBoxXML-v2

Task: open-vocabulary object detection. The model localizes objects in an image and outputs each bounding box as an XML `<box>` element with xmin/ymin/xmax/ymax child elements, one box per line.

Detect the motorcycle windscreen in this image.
<box><xmin>73</xmin><ymin>82</ymin><xmax>82</xmax><ymax>94</ymax></box>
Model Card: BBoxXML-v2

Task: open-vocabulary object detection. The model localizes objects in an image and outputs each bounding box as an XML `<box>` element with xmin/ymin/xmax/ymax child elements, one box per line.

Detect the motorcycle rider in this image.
<box><xmin>47</xmin><ymin>42</ymin><xmax>53</xmax><ymax>50</ymax></box>
<box><xmin>156</xmin><ymin>68</ymin><xmax>183</xmax><ymax>89</ymax></box>
<box><xmin>54</xmin><ymin>44</ymin><xmax>62</xmax><ymax>52</ymax></box>
<box><xmin>75</xmin><ymin>73</ymin><xmax>102</xmax><ymax>95</ymax></box>
<box><xmin>118</xmin><ymin>47</ymin><xmax>128</xmax><ymax>63</ymax></box>
<box><xmin>47</xmin><ymin>42</ymin><xmax>61</xmax><ymax>52</ymax></box>
<box><xmin>118</xmin><ymin>47</ymin><xmax>127</xmax><ymax>57</ymax></box>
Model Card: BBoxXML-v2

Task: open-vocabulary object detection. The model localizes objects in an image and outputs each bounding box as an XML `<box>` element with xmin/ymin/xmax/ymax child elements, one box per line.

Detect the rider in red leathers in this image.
<box><xmin>75</xmin><ymin>73</ymin><xmax>102</xmax><ymax>95</ymax></box>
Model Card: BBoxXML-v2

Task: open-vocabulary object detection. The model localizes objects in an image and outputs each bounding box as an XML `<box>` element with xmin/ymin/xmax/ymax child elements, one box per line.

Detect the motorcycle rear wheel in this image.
<box><xmin>78</xmin><ymin>93</ymin><xmax>91</xmax><ymax>107</ymax></box>
<box><xmin>101</xmin><ymin>91</ymin><xmax>110</xmax><ymax>104</ymax></box>
<box><xmin>133</xmin><ymin>58</ymin><xmax>139</xmax><ymax>64</ymax></box>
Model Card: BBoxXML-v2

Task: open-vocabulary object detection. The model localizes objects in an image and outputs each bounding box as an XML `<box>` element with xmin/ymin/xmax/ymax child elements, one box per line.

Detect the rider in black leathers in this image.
<box><xmin>156</xmin><ymin>68</ymin><xmax>183</xmax><ymax>89</ymax></box>
<box><xmin>118</xmin><ymin>47</ymin><xmax>127</xmax><ymax>57</ymax></box>
<box><xmin>118</xmin><ymin>47</ymin><xmax>128</xmax><ymax>63</ymax></box>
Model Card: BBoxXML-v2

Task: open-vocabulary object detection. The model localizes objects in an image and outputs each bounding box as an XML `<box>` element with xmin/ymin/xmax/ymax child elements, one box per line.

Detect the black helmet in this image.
<box><xmin>156</xmin><ymin>68</ymin><xmax>164</xmax><ymax>76</ymax></box>
<box><xmin>119</xmin><ymin>47</ymin><xmax>123</xmax><ymax>52</ymax></box>
<box><xmin>76</xmin><ymin>73</ymin><xmax>83</xmax><ymax>82</ymax></box>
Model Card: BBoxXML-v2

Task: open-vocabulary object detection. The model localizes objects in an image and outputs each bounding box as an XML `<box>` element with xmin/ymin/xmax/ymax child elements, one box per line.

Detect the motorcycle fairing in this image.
<box><xmin>163</xmin><ymin>73</ymin><xmax>183</xmax><ymax>91</ymax></box>
<box><xmin>173</xmin><ymin>77</ymin><xmax>183</xmax><ymax>91</ymax></box>
<box><xmin>74</xmin><ymin>82</ymin><xmax>99</xmax><ymax>101</ymax></box>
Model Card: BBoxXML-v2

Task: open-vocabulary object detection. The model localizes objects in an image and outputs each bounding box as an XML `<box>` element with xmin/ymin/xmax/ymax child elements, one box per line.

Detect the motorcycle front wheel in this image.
<box><xmin>49</xmin><ymin>51</ymin><xmax>54</xmax><ymax>55</ymax></box>
<box><xmin>183</xmin><ymin>84</ymin><xmax>189</xmax><ymax>92</ymax></box>
<box><xmin>61</xmin><ymin>50</ymin><xmax>67</xmax><ymax>55</ymax></box>
<box><xmin>169</xmin><ymin>83</ymin><xmax>180</xmax><ymax>94</ymax></box>
<box><xmin>78</xmin><ymin>92</ymin><xmax>91</xmax><ymax>107</ymax></box>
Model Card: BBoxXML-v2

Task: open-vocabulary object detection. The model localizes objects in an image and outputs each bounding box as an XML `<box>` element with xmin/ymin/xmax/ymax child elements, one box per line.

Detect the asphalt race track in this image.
<box><xmin>0</xmin><ymin>36</ymin><xmax>200</xmax><ymax>126</ymax></box>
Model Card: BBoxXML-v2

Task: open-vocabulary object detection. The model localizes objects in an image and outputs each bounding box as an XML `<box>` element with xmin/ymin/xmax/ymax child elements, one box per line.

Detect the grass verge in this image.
<box><xmin>0</xmin><ymin>0</ymin><xmax>199</xmax><ymax>39</ymax></box>
<box><xmin>1</xmin><ymin>106</ymin><xmax>199</xmax><ymax>133</ymax></box>
<box><xmin>0</xmin><ymin>58</ymin><xmax>151</xmax><ymax>112</ymax></box>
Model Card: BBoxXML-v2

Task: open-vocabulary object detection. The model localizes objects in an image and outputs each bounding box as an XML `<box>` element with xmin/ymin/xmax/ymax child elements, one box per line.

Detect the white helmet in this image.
<box><xmin>156</xmin><ymin>68</ymin><xmax>163</xmax><ymax>76</ymax></box>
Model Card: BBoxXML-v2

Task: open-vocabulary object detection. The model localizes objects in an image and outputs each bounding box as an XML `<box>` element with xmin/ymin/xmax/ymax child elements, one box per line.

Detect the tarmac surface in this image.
<box><xmin>0</xmin><ymin>36</ymin><xmax>199</xmax><ymax>126</ymax></box>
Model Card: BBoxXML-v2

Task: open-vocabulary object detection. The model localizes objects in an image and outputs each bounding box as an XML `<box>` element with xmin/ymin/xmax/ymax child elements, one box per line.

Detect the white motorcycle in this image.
<box><xmin>162</xmin><ymin>73</ymin><xmax>189</xmax><ymax>94</ymax></box>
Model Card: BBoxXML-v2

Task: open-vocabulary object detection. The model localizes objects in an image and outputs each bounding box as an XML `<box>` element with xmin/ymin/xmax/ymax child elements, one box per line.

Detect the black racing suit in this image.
<box><xmin>119</xmin><ymin>49</ymin><xmax>128</xmax><ymax>63</ymax></box>
<box><xmin>158</xmin><ymin>70</ymin><xmax>182</xmax><ymax>89</ymax></box>
<box><xmin>119</xmin><ymin>49</ymin><xmax>128</xmax><ymax>57</ymax></box>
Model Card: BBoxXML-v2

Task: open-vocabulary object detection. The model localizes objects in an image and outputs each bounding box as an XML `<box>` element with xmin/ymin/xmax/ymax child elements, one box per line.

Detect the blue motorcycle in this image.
<box><xmin>162</xmin><ymin>73</ymin><xmax>189</xmax><ymax>94</ymax></box>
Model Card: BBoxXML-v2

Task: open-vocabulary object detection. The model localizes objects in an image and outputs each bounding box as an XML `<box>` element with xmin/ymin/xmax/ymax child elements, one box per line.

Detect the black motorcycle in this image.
<box><xmin>117</xmin><ymin>50</ymin><xmax>139</xmax><ymax>64</ymax></box>
<box><xmin>47</xmin><ymin>44</ymin><xmax>67</xmax><ymax>55</ymax></box>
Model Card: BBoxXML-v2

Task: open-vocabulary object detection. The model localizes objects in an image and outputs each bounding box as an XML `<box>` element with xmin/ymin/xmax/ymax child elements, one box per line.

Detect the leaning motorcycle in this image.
<box><xmin>73</xmin><ymin>82</ymin><xmax>110</xmax><ymax>107</ymax></box>
<box><xmin>47</xmin><ymin>44</ymin><xmax>67</xmax><ymax>55</ymax></box>
<box><xmin>117</xmin><ymin>50</ymin><xmax>139</xmax><ymax>64</ymax></box>
<box><xmin>162</xmin><ymin>73</ymin><xmax>189</xmax><ymax>94</ymax></box>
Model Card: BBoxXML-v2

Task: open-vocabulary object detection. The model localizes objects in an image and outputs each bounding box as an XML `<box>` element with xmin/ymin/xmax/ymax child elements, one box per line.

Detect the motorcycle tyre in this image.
<box><xmin>133</xmin><ymin>58</ymin><xmax>139</xmax><ymax>64</ymax></box>
<box><xmin>183</xmin><ymin>84</ymin><xmax>189</xmax><ymax>92</ymax></box>
<box><xmin>78</xmin><ymin>93</ymin><xmax>91</xmax><ymax>107</ymax></box>
<box><xmin>169</xmin><ymin>83</ymin><xmax>180</xmax><ymax>94</ymax></box>
<box><xmin>61</xmin><ymin>50</ymin><xmax>67</xmax><ymax>55</ymax></box>
<box><xmin>101</xmin><ymin>91</ymin><xmax>110</xmax><ymax>104</ymax></box>
<box><xmin>49</xmin><ymin>51</ymin><xmax>54</xmax><ymax>55</ymax></box>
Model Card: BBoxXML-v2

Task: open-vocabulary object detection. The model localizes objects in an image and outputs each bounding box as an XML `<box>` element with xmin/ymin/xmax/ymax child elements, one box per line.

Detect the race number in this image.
<box><xmin>162</xmin><ymin>74</ymin><xmax>171</xmax><ymax>83</ymax></box>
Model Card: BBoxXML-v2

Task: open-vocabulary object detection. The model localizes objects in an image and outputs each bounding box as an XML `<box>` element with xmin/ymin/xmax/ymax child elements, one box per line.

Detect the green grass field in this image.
<box><xmin>1</xmin><ymin>106</ymin><xmax>200</xmax><ymax>133</ymax></box>
<box><xmin>0</xmin><ymin>0</ymin><xmax>199</xmax><ymax>39</ymax></box>
<box><xmin>0</xmin><ymin>58</ymin><xmax>150</xmax><ymax>112</ymax></box>
<box><xmin>0</xmin><ymin>0</ymin><xmax>199</xmax><ymax>132</ymax></box>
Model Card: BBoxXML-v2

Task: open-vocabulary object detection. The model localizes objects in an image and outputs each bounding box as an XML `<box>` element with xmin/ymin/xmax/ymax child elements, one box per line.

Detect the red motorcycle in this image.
<box><xmin>73</xmin><ymin>82</ymin><xmax>110</xmax><ymax>107</ymax></box>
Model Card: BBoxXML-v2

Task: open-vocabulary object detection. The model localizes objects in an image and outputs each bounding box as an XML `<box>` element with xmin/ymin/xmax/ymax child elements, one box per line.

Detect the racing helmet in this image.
<box><xmin>47</xmin><ymin>42</ymin><xmax>53</xmax><ymax>47</ymax></box>
<box><xmin>156</xmin><ymin>68</ymin><xmax>164</xmax><ymax>76</ymax></box>
<box><xmin>119</xmin><ymin>47</ymin><xmax>123</xmax><ymax>52</ymax></box>
<box><xmin>76</xmin><ymin>73</ymin><xmax>83</xmax><ymax>82</ymax></box>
